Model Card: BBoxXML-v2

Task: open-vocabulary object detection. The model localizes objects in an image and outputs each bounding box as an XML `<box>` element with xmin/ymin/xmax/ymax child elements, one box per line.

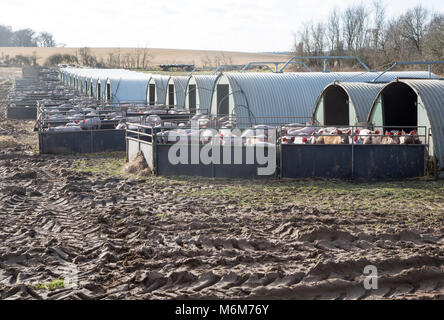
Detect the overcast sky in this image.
<box><xmin>0</xmin><ymin>0</ymin><xmax>442</xmax><ymax>52</ymax></box>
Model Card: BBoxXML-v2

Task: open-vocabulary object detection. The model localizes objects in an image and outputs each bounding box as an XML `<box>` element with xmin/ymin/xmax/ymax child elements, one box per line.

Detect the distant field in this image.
<box><xmin>0</xmin><ymin>47</ymin><xmax>291</xmax><ymax>68</ymax></box>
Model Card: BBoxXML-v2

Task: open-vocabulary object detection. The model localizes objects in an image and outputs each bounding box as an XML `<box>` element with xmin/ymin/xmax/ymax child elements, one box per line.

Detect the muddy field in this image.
<box><xmin>0</xmin><ymin>70</ymin><xmax>443</xmax><ymax>300</ymax></box>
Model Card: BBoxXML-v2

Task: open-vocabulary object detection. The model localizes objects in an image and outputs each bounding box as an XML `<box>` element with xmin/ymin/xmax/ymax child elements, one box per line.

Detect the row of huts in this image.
<box><xmin>59</xmin><ymin>67</ymin><xmax>444</xmax><ymax>168</ymax></box>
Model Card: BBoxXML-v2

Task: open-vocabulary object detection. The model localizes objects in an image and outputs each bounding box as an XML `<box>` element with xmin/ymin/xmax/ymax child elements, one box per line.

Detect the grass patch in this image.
<box><xmin>66</xmin><ymin>152</ymin><xmax>444</xmax><ymax>221</ymax></box>
<box><xmin>71</xmin><ymin>152</ymin><xmax>126</xmax><ymax>176</ymax></box>
<box><xmin>0</xmin><ymin>135</ymin><xmax>20</xmax><ymax>149</ymax></box>
<box><xmin>33</xmin><ymin>278</ymin><xmax>65</xmax><ymax>291</ymax></box>
<box><xmin>175</xmin><ymin>178</ymin><xmax>444</xmax><ymax>217</ymax></box>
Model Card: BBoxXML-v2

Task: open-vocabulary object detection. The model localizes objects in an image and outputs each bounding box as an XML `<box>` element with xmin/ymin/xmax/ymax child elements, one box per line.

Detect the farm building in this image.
<box><xmin>106</xmin><ymin>73</ymin><xmax>151</xmax><ymax>104</ymax></box>
<box><xmin>147</xmin><ymin>75</ymin><xmax>170</xmax><ymax>105</ymax></box>
<box><xmin>367</xmin><ymin>79</ymin><xmax>444</xmax><ymax>169</ymax></box>
<box><xmin>313</xmin><ymin>82</ymin><xmax>385</xmax><ymax>126</ymax></box>
<box><xmin>185</xmin><ymin>75</ymin><xmax>218</xmax><ymax>114</ymax></box>
<box><xmin>166</xmin><ymin>76</ymin><xmax>190</xmax><ymax>108</ymax></box>
<box><xmin>210</xmin><ymin>71</ymin><xmax>437</xmax><ymax>126</ymax></box>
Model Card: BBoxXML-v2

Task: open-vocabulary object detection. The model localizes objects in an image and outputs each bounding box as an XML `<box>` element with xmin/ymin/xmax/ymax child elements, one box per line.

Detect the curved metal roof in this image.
<box><xmin>212</xmin><ymin>71</ymin><xmax>437</xmax><ymax>125</ymax></box>
<box><xmin>151</xmin><ymin>75</ymin><xmax>170</xmax><ymax>105</ymax></box>
<box><xmin>107</xmin><ymin>74</ymin><xmax>151</xmax><ymax>104</ymax></box>
<box><xmin>314</xmin><ymin>82</ymin><xmax>386</xmax><ymax>123</ymax></box>
<box><xmin>368</xmin><ymin>79</ymin><xmax>444</xmax><ymax>169</ymax></box>
<box><xmin>193</xmin><ymin>75</ymin><xmax>218</xmax><ymax>112</ymax></box>
<box><xmin>171</xmin><ymin>76</ymin><xmax>190</xmax><ymax>108</ymax></box>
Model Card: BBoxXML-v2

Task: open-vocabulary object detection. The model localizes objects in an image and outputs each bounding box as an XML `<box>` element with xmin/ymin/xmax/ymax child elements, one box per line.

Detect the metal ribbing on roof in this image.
<box><xmin>315</xmin><ymin>82</ymin><xmax>386</xmax><ymax>123</ymax></box>
<box><xmin>106</xmin><ymin>71</ymin><xmax>151</xmax><ymax>104</ymax></box>
<box><xmin>193</xmin><ymin>75</ymin><xmax>217</xmax><ymax>113</ymax></box>
<box><xmin>370</xmin><ymin>79</ymin><xmax>444</xmax><ymax>169</ymax></box>
<box><xmin>152</xmin><ymin>75</ymin><xmax>170</xmax><ymax>105</ymax></box>
<box><xmin>217</xmin><ymin>71</ymin><xmax>437</xmax><ymax>125</ymax></box>
<box><xmin>171</xmin><ymin>76</ymin><xmax>190</xmax><ymax>108</ymax></box>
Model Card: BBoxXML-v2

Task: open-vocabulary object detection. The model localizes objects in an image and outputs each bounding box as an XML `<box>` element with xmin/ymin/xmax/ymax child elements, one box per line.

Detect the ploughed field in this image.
<box><xmin>0</xmin><ymin>71</ymin><xmax>443</xmax><ymax>300</ymax></box>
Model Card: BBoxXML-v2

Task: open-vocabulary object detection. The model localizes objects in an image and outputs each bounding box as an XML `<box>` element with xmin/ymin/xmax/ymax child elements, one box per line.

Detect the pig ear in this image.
<box><xmin>302</xmin><ymin>137</ymin><xmax>307</xmax><ymax>143</ymax></box>
<box><xmin>337</xmin><ymin>130</ymin><xmax>342</xmax><ymax>135</ymax></box>
<box><xmin>410</xmin><ymin>130</ymin><xmax>416</xmax><ymax>135</ymax></box>
<box><xmin>385</xmin><ymin>131</ymin><xmax>390</xmax><ymax>136</ymax></box>
<box><xmin>353</xmin><ymin>135</ymin><xmax>358</xmax><ymax>141</ymax></box>
<box><xmin>402</xmin><ymin>130</ymin><xmax>406</xmax><ymax>135</ymax></box>
<box><xmin>282</xmin><ymin>137</ymin><xmax>287</xmax><ymax>142</ymax></box>
<box><xmin>375</xmin><ymin>130</ymin><xmax>380</xmax><ymax>135</ymax></box>
<box><xmin>355</xmin><ymin>129</ymin><xmax>360</xmax><ymax>134</ymax></box>
<box><xmin>291</xmin><ymin>136</ymin><xmax>295</xmax><ymax>141</ymax></box>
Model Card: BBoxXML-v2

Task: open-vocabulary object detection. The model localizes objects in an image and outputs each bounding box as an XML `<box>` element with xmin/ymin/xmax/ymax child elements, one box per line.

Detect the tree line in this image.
<box><xmin>292</xmin><ymin>2</ymin><xmax>444</xmax><ymax>72</ymax></box>
<box><xmin>0</xmin><ymin>24</ymin><xmax>56</xmax><ymax>47</ymax></box>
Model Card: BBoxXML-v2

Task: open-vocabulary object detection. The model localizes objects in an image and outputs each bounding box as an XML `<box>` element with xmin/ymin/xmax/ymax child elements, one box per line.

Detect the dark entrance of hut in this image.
<box><xmin>188</xmin><ymin>84</ymin><xmax>196</xmax><ymax>113</ymax></box>
<box><xmin>149</xmin><ymin>84</ymin><xmax>155</xmax><ymax>105</ymax></box>
<box><xmin>97</xmin><ymin>83</ymin><xmax>101</xmax><ymax>100</ymax></box>
<box><xmin>381</xmin><ymin>82</ymin><xmax>417</xmax><ymax>132</ymax></box>
<box><xmin>168</xmin><ymin>84</ymin><xmax>175</xmax><ymax>107</ymax></box>
<box><xmin>217</xmin><ymin>84</ymin><xmax>229</xmax><ymax>115</ymax></box>
<box><xmin>324</xmin><ymin>86</ymin><xmax>349</xmax><ymax>126</ymax></box>
<box><xmin>106</xmin><ymin>83</ymin><xmax>111</xmax><ymax>101</ymax></box>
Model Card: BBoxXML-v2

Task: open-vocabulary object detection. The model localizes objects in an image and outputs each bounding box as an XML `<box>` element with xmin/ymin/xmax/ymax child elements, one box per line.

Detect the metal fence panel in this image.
<box><xmin>40</xmin><ymin>130</ymin><xmax>126</xmax><ymax>154</ymax></box>
<box><xmin>281</xmin><ymin>145</ymin><xmax>353</xmax><ymax>179</ymax></box>
<box><xmin>7</xmin><ymin>106</ymin><xmax>37</xmax><ymax>120</ymax></box>
<box><xmin>156</xmin><ymin>144</ymin><xmax>213</xmax><ymax>177</ymax></box>
<box><xmin>353</xmin><ymin>145</ymin><xmax>425</xmax><ymax>179</ymax></box>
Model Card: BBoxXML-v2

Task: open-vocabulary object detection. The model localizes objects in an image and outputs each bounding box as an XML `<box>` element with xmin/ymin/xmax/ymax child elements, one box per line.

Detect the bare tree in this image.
<box><xmin>37</xmin><ymin>32</ymin><xmax>56</xmax><ymax>47</ymax></box>
<box><xmin>371</xmin><ymin>0</ymin><xmax>386</xmax><ymax>51</ymax></box>
<box><xmin>311</xmin><ymin>22</ymin><xmax>325</xmax><ymax>56</ymax></box>
<box><xmin>400</xmin><ymin>5</ymin><xmax>429</xmax><ymax>54</ymax></box>
<box><xmin>326</xmin><ymin>8</ymin><xmax>341</xmax><ymax>54</ymax></box>
<box><xmin>423</xmin><ymin>13</ymin><xmax>444</xmax><ymax>72</ymax></box>
<box><xmin>78</xmin><ymin>47</ymin><xmax>98</xmax><ymax>66</ymax></box>
<box><xmin>342</xmin><ymin>4</ymin><xmax>367</xmax><ymax>52</ymax></box>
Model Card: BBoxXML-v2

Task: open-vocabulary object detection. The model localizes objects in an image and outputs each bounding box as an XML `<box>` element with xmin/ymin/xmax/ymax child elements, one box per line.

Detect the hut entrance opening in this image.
<box><xmin>106</xmin><ymin>83</ymin><xmax>111</xmax><ymax>100</ymax></box>
<box><xmin>382</xmin><ymin>82</ymin><xmax>417</xmax><ymax>132</ymax></box>
<box><xmin>189</xmin><ymin>84</ymin><xmax>196</xmax><ymax>113</ymax></box>
<box><xmin>149</xmin><ymin>84</ymin><xmax>155</xmax><ymax>105</ymax></box>
<box><xmin>97</xmin><ymin>83</ymin><xmax>101</xmax><ymax>100</ymax></box>
<box><xmin>217</xmin><ymin>84</ymin><xmax>229</xmax><ymax>116</ymax></box>
<box><xmin>324</xmin><ymin>86</ymin><xmax>349</xmax><ymax>126</ymax></box>
<box><xmin>168</xmin><ymin>84</ymin><xmax>175</xmax><ymax>107</ymax></box>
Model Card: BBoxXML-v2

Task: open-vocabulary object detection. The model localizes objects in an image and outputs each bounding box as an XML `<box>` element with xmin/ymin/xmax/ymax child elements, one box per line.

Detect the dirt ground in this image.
<box><xmin>0</xmin><ymin>69</ymin><xmax>443</xmax><ymax>300</ymax></box>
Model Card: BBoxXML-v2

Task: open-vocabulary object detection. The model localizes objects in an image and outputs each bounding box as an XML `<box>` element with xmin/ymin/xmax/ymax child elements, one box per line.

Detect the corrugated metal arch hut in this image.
<box><xmin>147</xmin><ymin>75</ymin><xmax>170</xmax><ymax>105</ymax></box>
<box><xmin>313</xmin><ymin>82</ymin><xmax>386</xmax><ymax>126</ymax></box>
<box><xmin>106</xmin><ymin>73</ymin><xmax>151</xmax><ymax>105</ymax></box>
<box><xmin>210</xmin><ymin>71</ymin><xmax>437</xmax><ymax>126</ymax></box>
<box><xmin>367</xmin><ymin>79</ymin><xmax>444</xmax><ymax>169</ymax></box>
<box><xmin>166</xmin><ymin>76</ymin><xmax>190</xmax><ymax>109</ymax></box>
<box><xmin>185</xmin><ymin>75</ymin><xmax>218</xmax><ymax>114</ymax></box>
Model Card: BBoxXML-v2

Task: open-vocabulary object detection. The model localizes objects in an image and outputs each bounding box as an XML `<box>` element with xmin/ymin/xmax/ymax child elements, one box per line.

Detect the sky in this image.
<box><xmin>0</xmin><ymin>0</ymin><xmax>442</xmax><ymax>52</ymax></box>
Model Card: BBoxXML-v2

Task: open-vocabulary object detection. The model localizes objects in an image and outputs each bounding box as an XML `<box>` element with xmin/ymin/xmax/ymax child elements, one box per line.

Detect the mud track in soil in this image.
<box><xmin>0</xmin><ymin>70</ymin><xmax>443</xmax><ymax>300</ymax></box>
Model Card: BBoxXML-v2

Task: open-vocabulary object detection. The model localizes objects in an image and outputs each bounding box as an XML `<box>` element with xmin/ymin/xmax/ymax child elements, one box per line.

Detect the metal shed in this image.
<box><xmin>185</xmin><ymin>75</ymin><xmax>218</xmax><ymax>114</ymax></box>
<box><xmin>313</xmin><ymin>82</ymin><xmax>386</xmax><ymax>126</ymax></box>
<box><xmin>368</xmin><ymin>79</ymin><xmax>444</xmax><ymax>170</ymax></box>
<box><xmin>147</xmin><ymin>75</ymin><xmax>170</xmax><ymax>105</ymax></box>
<box><xmin>166</xmin><ymin>76</ymin><xmax>190</xmax><ymax>109</ymax></box>
<box><xmin>210</xmin><ymin>71</ymin><xmax>437</xmax><ymax>126</ymax></box>
<box><xmin>106</xmin><ymin>73</ymin><xmax>151</xmax><ymax>105</ymax></box>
